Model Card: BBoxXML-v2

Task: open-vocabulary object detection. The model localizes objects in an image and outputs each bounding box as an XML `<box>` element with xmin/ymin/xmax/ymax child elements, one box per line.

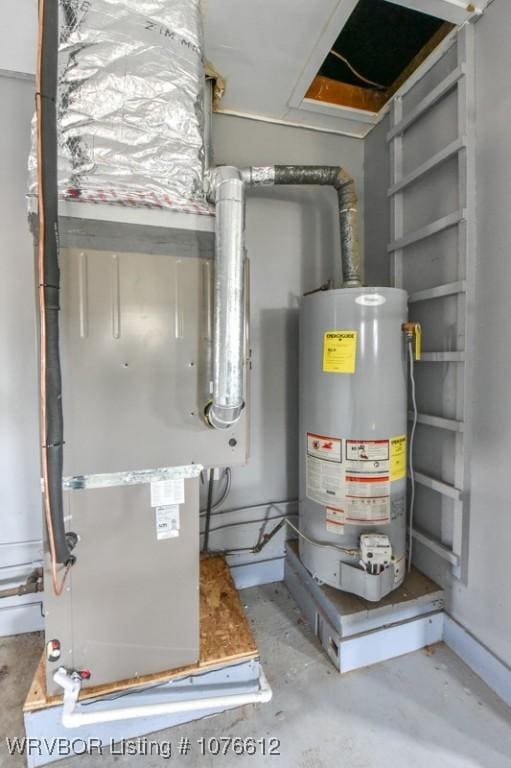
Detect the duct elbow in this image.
<box><xmin>335</xmin><ymin>172</ymin><xmax>362</xmax><ymax>288</ymax></box>
<box><xmin>205</xmin><ymin>401</ymin><xmax>244</xmax><ymax>431</ymax></box>
<box><xmin>249</xmin><ymin>164</ymin><xmax>362</xmax><ymax>288</ymax></box>
<box><xmin>206</xmin><ymin>165</ymin><xmax>244</xmax><ymax>201</ymax></box>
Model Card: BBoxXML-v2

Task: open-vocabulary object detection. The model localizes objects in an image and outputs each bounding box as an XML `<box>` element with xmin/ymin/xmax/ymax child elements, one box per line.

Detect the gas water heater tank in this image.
<box><xmin>299</xmin><ymin>287</ymin><xmax>408</xmax><ymax>601</ymax></box>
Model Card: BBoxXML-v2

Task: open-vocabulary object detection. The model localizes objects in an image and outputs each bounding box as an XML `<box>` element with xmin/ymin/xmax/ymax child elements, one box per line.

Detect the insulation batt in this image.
<box><xmin>29</xmin><ymin>0</ymin><xmax>207</xmax><ymax>210</ymax></box>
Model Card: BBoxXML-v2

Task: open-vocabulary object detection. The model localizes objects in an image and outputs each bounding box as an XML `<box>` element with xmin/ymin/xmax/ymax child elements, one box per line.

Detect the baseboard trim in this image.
<box><xmin>339</xmin><ymin>611</ymin><xmax>444</xmax><ymax>673</ymax></box>
<box><xmin>0</xmin><ymin>599</ymin><xmax>44</xmax><ymax>637</ymax></box>
<box><xmin>230</xmin><ymin>557</ymin><xmax>284</xmax><ymax>590</ymax></box>
<box><xmin>443</xmin><ymin>614</ymin><xmax>511</xmax><ymax>708</ymax></box>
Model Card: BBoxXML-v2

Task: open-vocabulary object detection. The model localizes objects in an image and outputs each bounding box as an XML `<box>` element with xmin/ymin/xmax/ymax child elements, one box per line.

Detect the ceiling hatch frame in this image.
<box><xmin>288</xmin><ymin>0</ymin><xmax>488</xmax><ymax>131</ymax></box>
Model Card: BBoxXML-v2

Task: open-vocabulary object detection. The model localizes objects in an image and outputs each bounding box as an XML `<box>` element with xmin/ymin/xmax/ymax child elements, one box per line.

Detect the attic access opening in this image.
<box><xmin>306</xmin><ymin>0</ymin><xmax>454</xmax><ymax>114</ymax></box>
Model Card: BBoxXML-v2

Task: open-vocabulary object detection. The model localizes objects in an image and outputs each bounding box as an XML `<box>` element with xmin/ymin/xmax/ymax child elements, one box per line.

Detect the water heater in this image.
<box><xmin>299</xmin><ymin>286</ymin><xmax>408</xmax><ymax>601</ymax></box>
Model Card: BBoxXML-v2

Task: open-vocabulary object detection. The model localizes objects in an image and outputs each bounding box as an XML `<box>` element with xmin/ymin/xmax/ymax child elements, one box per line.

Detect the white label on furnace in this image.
<box><xmin>326</xmin><ymin>506</ymin><xmax>345</xmax><ymax>535</ymax></box>
<box><xmin>155</xmin><ymin>504</ymin><xmax>180</xmax><ymax>540</ymax></box>
<box><xmin>345</xmin><ymin>439</ymin><xmax>389</xmax><ymax>474</ymax></box>
<box><xmin>150</xmin><ymin>478</ymin><xmax>185</xmax><ymax>508</ymax></box>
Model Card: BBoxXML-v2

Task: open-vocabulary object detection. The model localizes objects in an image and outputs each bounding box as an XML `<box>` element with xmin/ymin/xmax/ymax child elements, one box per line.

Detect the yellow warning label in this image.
<box><xmin>322</xmin><ymin>330</ymin><xmax>357</xmax><ymax>373</ymax></box>
<box><xmin>390</xmin><ymin>435</ymin><xmax>407</xmax><ymax>481</ymax></box>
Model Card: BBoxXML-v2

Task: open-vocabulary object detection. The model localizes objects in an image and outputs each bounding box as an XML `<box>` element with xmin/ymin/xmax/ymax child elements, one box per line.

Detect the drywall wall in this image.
<box><xmin>0</xmin><ymin>63</ymin><xmax>363</xmax><ymax>630</ymax></box>
<box><xmin>394</xmin><ymin>5</ymin><xmax>511</xmax><ymax>671</ymax></box>
<box><xmin>0</xmin><ymin>73</ymin><xmax>43</xmax><ymax>634</ymax></box>
<box><xmin>363</xmin><ymin>113</ymin><xmax>390</xmax><ymax>287</ymax></box>
<box><xmin>0</xmin><ymin>0</ymin><xmax>36</xmax><ymax>77</ymax></box>
<box><xmin>362</xmin><ymin>3</ymin><xmax>511</xmax><ymax>671</ymax></box>
<box><xmin>446</xmin><ymin>0</ymin><xmax>511</xmax><ymax>668</ymax></box>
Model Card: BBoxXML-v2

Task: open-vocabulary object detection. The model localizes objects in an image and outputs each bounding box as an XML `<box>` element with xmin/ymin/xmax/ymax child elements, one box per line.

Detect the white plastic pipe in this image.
<box><xmin>53</xmin><ymin>667</ymin><xmax>272</xmax><ymax>728</ymax></box>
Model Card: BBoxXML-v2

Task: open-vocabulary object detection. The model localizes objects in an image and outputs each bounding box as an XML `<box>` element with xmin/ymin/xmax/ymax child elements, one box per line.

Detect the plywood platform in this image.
<box><xmin>25</xmin><ymin>556</ymin><xmax>257</xmax><ymax>713</ymax></box>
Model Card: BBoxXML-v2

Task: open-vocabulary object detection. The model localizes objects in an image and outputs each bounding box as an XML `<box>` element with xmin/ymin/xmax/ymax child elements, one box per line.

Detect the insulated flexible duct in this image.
<box><xmin>243</xmin><ymin>165</ymin><xmax>362</xmax><ymax>287</ymax></box>
<box><xmin>29</xmin><ymin>0</ymin><xmax>206</xmax><ymax>209</ymax></box>
<box><xmin>36</xmin><ymin>0</ymin><xmax>75</xmax><ymax>579</ymax></box>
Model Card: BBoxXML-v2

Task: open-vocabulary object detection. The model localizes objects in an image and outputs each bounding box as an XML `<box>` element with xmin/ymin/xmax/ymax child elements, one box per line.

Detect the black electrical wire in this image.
<box><xmin>199</xmin><ymin>497</ymin><xmax>297</xmax><ymax>519</ymax></box>
<box><xmin>79</xmin><ymin>659</ymin><xmax>255</xmax><ymax>706</ymax></box>
<box><xmin>201</xmin><ymin>511</ymin><xmax>359</xmax><ymax>559</ymax></box>
<box><xmin>199</xmin><ymin>467</ymin><xmax>231</xmax><ymax>514</ymax></box>
<box><xmin>200</xmin><ymin>512</ymin><xmax>298</xmax><ymax>537</ymax></box>
<box><xmin>202</xmin><ymin>470</ymin><xmax>215</xmax><ymax>553</ymax></box>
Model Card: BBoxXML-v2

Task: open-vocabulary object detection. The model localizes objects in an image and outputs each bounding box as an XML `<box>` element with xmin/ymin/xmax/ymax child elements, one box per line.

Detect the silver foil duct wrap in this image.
<box><xmin>29</xmin><ymin>0</ymin><xmax>208</xmax><ymax>211</ymax></box>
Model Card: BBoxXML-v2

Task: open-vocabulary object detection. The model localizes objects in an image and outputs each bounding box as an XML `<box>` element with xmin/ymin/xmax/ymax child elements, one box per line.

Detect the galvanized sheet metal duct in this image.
<box><xmin>205</xmin><ymin>167</ymin><xmax>246</xmax><ymax>430</ymax></box>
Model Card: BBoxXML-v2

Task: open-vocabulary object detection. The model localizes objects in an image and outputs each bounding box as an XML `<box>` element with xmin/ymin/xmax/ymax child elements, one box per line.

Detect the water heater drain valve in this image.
<box><xmin>360</xmin><ymin>534</ymin><xmax>393</xmax><ymax>576</ymax></box>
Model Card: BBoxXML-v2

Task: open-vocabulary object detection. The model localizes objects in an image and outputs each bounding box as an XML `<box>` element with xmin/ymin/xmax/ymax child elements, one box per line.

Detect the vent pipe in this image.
<box><xmin>243</xmin><ymin>165</ymin><xmax>361</xmax><ymax>287</ymax></box>
<box><xmin>205</xmin><ymin>167</ymin><xmax>246</xmax><ymax>430</ymax></box>
<box><xmin>206</xmin><ymin>164</ymin><xmax>361</xmax><ymax>431</ymax></box>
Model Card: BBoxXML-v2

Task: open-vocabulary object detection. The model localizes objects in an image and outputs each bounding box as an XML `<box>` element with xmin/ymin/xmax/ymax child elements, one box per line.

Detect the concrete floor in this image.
<box><xmin>1</xmin><ymin>583</ymin><xmax>511</xmax><ymax>768</ymax></box>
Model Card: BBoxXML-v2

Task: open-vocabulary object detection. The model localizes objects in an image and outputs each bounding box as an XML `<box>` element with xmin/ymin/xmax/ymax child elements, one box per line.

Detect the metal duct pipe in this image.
<box><xmin>241</xmin><ymin>165</ymin><xmax>362</xmax><ymax>287</ymax></box>
<box><xmin>205</xmin><ymin>163</ymin><xmax>361</xmax><ymax>431</ymax></box>
<box><xmin>205</xmin><ymin>167</ymin><xmax>246</xmax><ymax>430</ymax></box>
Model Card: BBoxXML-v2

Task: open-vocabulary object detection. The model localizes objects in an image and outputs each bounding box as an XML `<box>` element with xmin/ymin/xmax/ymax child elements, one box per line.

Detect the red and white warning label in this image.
<box><xmin>326</xmin><ymin>506</ymin><xmax>345</xmax><ymax>535</ymax></box>
<box><xmin>306</xmin><ymin>433</ymin><xmax>344</xmax><ymax>506</ymax></box>
<box><xmin>345</xmin><ymin>439</ymin><xmax>389</xmax><ymax>474</ymax></box>
<box><xmin>345</xmin><ymin>471</ymin><xmax>390</xmax><ymax>525</ymax></box>
<box><xmin>345</xmin><ymin>498</ymin><xmax>391</xmax><ymax>525</ymax></box>
<box><xmin>346</xmin><ymin>474</ymin><xmax>389</xmax><ymax>499</ymax></box>
<box><xmin>307</xmin><ymin>433</ymin><xmax>342</xmax><ymax>462</ymax></box>
<box><xmin>305</xmin><ymin>434</ymin><xmax>392</xmax><ymax>521</ymax></box>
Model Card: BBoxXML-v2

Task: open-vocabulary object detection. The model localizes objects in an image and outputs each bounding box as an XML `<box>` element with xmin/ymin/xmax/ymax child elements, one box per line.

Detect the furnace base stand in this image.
<box><xmin>23</xmin><ymin>659</ymin><xmax>268</xmax><ymax>768</ymax></box>
<box><xmin>285</xmin><ymin>541</ymin><xmax>444</xmax><ymax>673</ymax></box>
<box><xmin>23</xmin><ymin>557</ymin><xmax>271</xmax><ymax>768</ymax></box>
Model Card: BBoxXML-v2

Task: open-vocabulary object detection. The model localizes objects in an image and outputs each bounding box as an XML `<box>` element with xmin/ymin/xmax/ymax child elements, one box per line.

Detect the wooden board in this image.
<box><xmin>305</xmin><ymin>75</ymin><xmax>387</xmax><ymax>113</ymax></box>
<box><xmin>24</xmin><ymin>556</ymin><xmax>257</xmax><ymax>713</ymax></box>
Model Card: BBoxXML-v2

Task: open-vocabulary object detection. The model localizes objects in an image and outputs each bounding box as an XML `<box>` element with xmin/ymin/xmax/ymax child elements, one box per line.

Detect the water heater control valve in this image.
<box><xmin>360</xmin><ymin>534</ymin><xmax>393</xmax><ymax>575</ymax></box>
